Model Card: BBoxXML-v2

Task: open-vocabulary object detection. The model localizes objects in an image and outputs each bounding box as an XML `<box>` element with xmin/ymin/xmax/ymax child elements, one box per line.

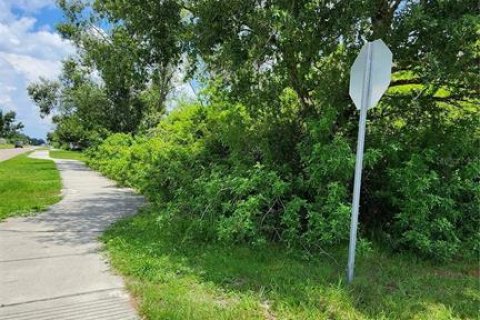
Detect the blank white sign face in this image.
<box><xmin>349</xmin><ymin>39</ymin><xmax>393</xmax><ymax>110</ymax></box>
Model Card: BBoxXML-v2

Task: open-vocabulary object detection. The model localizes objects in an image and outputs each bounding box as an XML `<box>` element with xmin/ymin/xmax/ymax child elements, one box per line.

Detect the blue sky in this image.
<box><xmin>0</xmin><ymin>0</ymin><xmax>73</xmax><ymax>139</ymax></box>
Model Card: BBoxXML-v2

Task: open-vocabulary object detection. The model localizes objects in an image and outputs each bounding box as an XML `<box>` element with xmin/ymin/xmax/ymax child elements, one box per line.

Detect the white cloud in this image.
<box><xmin>3</xmin><ymin>0</ymin><xmax>55</xmax><ymax>15</ymax></box>
<box><xmin>0</xmin><ymin>1</ymin><xmax>74</xmax><ymax>138</ymax></box>
<box><xmin>0</xmin><ymin>52</ymin><xmax>63</xmax><ymax>82</ymax></box>
<box><xmin>0</xmin><ymin>0</ymin><xmax>55</xmax><ymax>23</ymax></box>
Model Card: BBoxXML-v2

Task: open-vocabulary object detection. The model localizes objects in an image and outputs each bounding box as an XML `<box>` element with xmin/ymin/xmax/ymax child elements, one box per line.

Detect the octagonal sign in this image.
<box><xmin>349</xmin><ymin>39</ymin><xmax>393</xmax><ymax>110</ymax></box>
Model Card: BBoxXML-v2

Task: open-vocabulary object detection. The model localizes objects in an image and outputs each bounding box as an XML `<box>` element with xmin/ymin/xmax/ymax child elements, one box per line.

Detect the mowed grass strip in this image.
<box><xmin>0</xmin><ymin>153</ymin><xmax>61</xmax><ymax>220</ymax></box>
<box><xmin>103</xmin><ymin>208</ymin><xmax>479</xmax><ymax>320</ymax></box>
<box><xmin>0</xmin><ymin>144</ymin><xmax>13</xmax><ymax>149</ymax></box>
<box><xmin>49</xmin><ymin>149</ymin><xmax>86</xmax><ymax>161</ymax></box>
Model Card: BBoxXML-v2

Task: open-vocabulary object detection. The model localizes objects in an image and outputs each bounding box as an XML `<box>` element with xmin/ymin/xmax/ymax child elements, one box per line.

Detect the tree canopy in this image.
<box><xmin>0</xmin><ymin>109</ymin><xmax>24</xmax><ymax>139</ymax></box>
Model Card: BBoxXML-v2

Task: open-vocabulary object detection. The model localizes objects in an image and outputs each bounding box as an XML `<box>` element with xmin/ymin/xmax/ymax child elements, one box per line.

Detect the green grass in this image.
<box><xmin>49</xmin><ymin>149</ymin><xmax>86</xmax><ymax>161</ymax></box>
<box><xmin>102</xmin><ymin>208</ymin><xmax>479</xmax><ymax>320</ymax></box>
<box><xmin>0</xmin><ymin>153</ymin><xmax>62</xmax><ymax>220</ymax></box>
<box><xmin>0</xmin><ymin>144</ymin><xmax>13</xmax><ymax>149</ymax></box>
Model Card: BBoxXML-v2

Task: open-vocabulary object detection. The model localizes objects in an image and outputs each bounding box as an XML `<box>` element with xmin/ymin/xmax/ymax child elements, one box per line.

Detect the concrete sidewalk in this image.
<box><xmin>0</xmin><ymin>150</ymin><xmax>144</xmax><ymax>319</ymax></box>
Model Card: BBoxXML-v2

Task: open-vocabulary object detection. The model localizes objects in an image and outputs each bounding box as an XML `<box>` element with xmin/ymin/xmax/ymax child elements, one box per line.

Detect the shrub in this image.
<box><xmin>87</xmin><ymin>93</ymin><xmax>479</xmax><ymax>260</ymax></box>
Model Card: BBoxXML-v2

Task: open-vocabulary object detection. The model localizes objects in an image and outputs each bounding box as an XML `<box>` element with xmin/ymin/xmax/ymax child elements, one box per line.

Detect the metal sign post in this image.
<box><xmin>347</xmin><ymin>39</ymin><xmax>393</xmax><ymax>283</ymax></box>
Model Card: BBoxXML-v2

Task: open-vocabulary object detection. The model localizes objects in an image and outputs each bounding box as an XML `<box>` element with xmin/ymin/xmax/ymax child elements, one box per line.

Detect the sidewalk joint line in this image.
<box><xmin>0</xmin><ymin>252</ymin><xmax>98</xmax><ymax>263</ymax></box>
<box><xmin>0</xmin><ymin>288</ymin><xmax>126</xmax><ymax>308</ymax></box>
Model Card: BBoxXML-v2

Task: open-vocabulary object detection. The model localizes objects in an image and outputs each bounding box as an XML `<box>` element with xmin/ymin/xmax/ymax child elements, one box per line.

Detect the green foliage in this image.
<box><xmin>86</xmin><ymin>133</ymin><xmax>136</xmax><ymax>184</ymax></box>
<box><xmin>61</xmin><ymin>0</ymin><xmax>479</xmax><ymax>261</ymax></box>
<box><xmin>0</xmin><ymin>109</ymin><xmax>24</xmax><ymax>139</ymax></box>
<box><xmin>26</xmin><ymin>78</ymin><xmax>60</xmax><ymax>117</ymax></box>
<box><xmin>89</xmin><ymin>100</ymin><xmax>362</xmax><ymax>249</ymax></box>
<box><xmin>101</xmin><ymin>208</ymin><xmax>480</xmax><ymax>320</ymax></box>
<box><xmin>384</xmin><ymin>121</ymin><xmax>480</xmax><ymax>260</ymax></box>
<box><xmin>88</xmin><ymin>88</ymin><xmax>479</xmax><ymax>260</ymax></box>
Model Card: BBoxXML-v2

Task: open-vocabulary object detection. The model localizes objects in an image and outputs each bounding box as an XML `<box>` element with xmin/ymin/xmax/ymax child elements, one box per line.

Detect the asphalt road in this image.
<box><xmin>0</xmin><ymin>147</ymin><xmax>34</xmax><ymax>162</ymax></box>
<box><xmin>0</xmin><ymin>150</ymin><xmax>144</xmax><ymax>319</ymax></box>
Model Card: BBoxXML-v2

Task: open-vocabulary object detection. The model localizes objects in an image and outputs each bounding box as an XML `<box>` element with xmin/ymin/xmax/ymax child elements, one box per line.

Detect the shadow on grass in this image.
<box><xmin>102</xmin><ymin>209</ymin><xmax>479</xmax><ymax>320</ymax></box>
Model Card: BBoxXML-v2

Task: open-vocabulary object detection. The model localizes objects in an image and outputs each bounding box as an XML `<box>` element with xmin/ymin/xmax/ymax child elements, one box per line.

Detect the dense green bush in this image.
<box><xmin>88</xmin><ymin>93</ymin><xmax>479</xmax><ymax>260</ymax></box>
<box><xmin>88</xmin><ymin>99</ymin><xmax>359</xmax><ymax>249</ymax></box>
<box><xmin>383</xmin><ymin>121</ymin><xmax>479</xmax><ymax>260</ymax></box>
<box><xmin>86</xmin><ymin>133</ymin><xmax>135</xmax><ymax>183</ymax></box>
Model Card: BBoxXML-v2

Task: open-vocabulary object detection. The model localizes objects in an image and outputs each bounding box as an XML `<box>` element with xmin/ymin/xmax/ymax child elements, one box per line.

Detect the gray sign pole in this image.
<box><xmin>347</xmin><ymin>42</ymin><xmax>372</xmax><ymax>283</ymax></box>
<box><xmin>347</xmin><ymin>39</ymin><xmax>392</xmax><ymax>283</ymax></box>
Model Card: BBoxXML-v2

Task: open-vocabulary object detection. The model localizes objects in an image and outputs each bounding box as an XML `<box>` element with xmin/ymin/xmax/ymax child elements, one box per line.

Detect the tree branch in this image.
<box><xmin>389</xmin><ymin>0</ymin><xmax>403</xmax><ymax>12</ymax></box>
<box><xmin>390</xmin><ymin>78</ymin><xmax>422</xmax><ymax>87</ymax></box>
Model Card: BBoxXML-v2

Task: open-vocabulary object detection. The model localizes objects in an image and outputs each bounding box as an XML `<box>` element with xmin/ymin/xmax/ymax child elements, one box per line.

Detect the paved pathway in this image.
<box><xmin>0</xmin><ymin>147</ymin><xmax>34</xmax><ymax>162</ymax></box>
<box><xmin>0</xmin><ymin>150</ymin><xmax>144</xmax><ymax>319</ymax></box>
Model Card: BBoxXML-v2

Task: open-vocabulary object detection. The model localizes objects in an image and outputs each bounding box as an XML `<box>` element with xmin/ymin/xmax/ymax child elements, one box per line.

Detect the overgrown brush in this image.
<box><xmin>88</xmin><ymin>95</ymin><xmax>479</xmax><ymax>260</ymax></box>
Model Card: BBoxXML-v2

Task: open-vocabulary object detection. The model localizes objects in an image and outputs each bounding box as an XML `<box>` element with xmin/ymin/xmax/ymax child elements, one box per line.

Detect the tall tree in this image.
<box><xmin>56</xmin><ymin>0</ymin><xmax>174</xmax><ymax>131</ymax></box>
<box><xmin>0</xmin><ymin>109</ymin><xmax>24</xmax><ymax>138</ymax></box>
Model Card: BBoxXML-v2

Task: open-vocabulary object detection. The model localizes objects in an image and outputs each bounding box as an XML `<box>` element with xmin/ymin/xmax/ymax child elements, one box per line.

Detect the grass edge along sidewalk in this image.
<box><xmin>49</xmin><ymin>149</ymin><xmax>86</xmax><ymax>161</ymax></box>
<box><xmin>102</xmin><ymin>207</ymin><xmax>479</xmax><ymax>320</ymax></box>
<box><xmin>0</xmin><ymin>153</ymin><xmax>61</xmax><ymax>220</ymax></box>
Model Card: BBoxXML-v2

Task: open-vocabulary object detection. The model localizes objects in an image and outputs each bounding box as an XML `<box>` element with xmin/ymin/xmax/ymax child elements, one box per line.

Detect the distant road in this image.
<box><xmin>0</xmin><ymin>147</ymin><xmax>35</xmax><ymax>162</ymax></box>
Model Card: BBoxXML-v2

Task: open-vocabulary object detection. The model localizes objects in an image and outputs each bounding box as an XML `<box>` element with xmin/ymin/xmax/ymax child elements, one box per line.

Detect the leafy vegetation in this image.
<box><xmin>0</xmin><ymin>109</ymin><xmax>24</xmax><ymax>139</ymax></box>
<box><xmin>0</xmin><ymin>154</ymin><xmax>61</xmax><ymax>220</ymax></box>
<box><xmin>0</xmin><ymin>108</ymin><xmax>27</xmax><ymax>145</ymax></box>
<box><xmin>0</xmin><ymin>107</ymin><xmax>45</xmax><ymax>145</ymax></box>
<box><xmin>102</xmin><ymin>207</ymin><xmax>479</xmax><ymax>320</ymax></box>
<box><xmin>22</xmin><ymin>0</ymin><xmax>478</xmax><ymax>317</ymax></box>
<box><xmin>88</xmin><ymin>93</ymin><xmax>478</xmax><ymax>260</ymax></box>
<box><xmin>49</xmin><ymin>149</ymin><xmax>86</xmax><ymax>161</ymax></box>
<box><xmin>32</xmin><ymin>0</ymin><xmax>478</xmax><ymax>275</ymax></box>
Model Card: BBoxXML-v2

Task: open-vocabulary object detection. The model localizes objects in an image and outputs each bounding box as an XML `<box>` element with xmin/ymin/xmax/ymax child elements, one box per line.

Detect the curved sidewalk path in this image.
<box><xmin>0</xmin><ymin>150</ymin><xmax>144</xmax><ymax>320</ymax></box>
